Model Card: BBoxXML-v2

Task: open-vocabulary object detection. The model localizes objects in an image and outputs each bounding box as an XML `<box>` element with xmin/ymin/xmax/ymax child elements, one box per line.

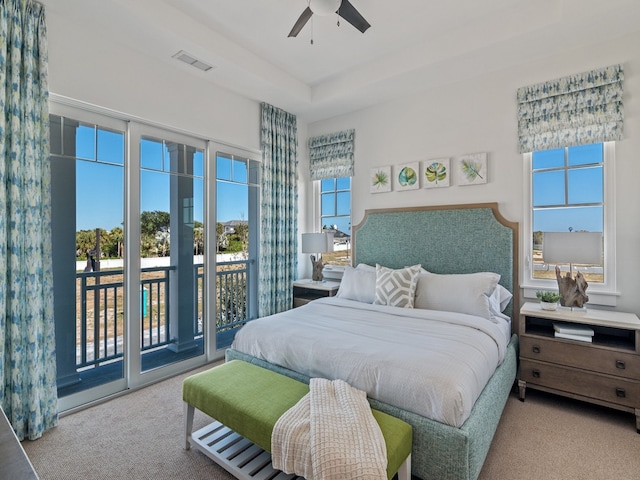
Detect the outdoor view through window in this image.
<box><xmin>531</xmin><ymin>143</ymin><xmax>604</xmax><ymax>283</ymax></box>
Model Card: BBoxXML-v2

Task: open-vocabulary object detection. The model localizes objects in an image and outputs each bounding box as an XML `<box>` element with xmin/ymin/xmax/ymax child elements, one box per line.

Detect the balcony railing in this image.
<box><xmin>75</xmin><ymin>260</ymin><xmax>251</xmax><ymax>370</ymax></box>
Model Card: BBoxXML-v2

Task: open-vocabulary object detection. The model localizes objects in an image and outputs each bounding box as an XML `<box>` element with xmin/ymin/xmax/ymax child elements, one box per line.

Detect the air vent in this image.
<box><xmin>172</xmin><ymin>50</ymin><xmax>215</xmax><ymax>72</ymax></box>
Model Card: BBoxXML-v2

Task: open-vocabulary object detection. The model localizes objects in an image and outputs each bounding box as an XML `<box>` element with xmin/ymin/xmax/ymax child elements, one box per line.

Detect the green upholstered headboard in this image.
<box><xmin>352</xmin><ymin>203</ymin><xmax>519</xmax><ymax>318</ymax></box>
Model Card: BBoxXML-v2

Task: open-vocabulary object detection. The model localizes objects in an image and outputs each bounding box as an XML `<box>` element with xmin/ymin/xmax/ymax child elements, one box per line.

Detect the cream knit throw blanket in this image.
<box><xmin>271</xmin><ymin>378</ymin><xmax>387</xmax><ymax>480</ymax></box>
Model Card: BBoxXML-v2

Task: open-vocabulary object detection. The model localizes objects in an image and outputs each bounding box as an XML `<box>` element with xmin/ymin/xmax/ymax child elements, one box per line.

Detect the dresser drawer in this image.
<box><xmin>520</xmin><ymin>359</ymin><xmax>640</xmax><ymax>409</ymax></box>
<box><xmin>520</xmin><ymin>336</ymin><xmax>640</xmax><ymax>379</ymax></box>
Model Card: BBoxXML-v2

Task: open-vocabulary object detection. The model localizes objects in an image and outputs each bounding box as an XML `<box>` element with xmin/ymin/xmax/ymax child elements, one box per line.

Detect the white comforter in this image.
<box><xmin>231</xmin><ymin>297</ymin><xmax>510</xmax><ymax>427</ymax></box>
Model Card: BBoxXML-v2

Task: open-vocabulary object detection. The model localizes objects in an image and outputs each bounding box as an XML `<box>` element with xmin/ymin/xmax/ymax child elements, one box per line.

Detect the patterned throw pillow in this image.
<box><xmin>373</xmin><ymin>264</ymin><xmax>422</xmax><ymax>308</ymax></box>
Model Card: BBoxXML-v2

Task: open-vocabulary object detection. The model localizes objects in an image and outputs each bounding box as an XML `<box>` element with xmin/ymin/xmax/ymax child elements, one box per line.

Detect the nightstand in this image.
<box><xmin>292</xmin><ymin>279</ymin><xmax>340</xmax><ymax>308</ymax></box>
<box><xmin>518</xmin><ymin>302</ymin><xmax>640</xmax><ymax>433</ymax></box>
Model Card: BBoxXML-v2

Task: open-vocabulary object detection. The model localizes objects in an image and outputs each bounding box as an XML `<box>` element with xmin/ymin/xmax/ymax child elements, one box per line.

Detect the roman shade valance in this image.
<box><xmin>517</xmin><ymin>64</ymin><xmax>624</xmax><ymax>153</ymax></box>
<box><xmin>308</xmin><ymin>129</ymin><xmax>355</xmax><ymax>180</ymax></box>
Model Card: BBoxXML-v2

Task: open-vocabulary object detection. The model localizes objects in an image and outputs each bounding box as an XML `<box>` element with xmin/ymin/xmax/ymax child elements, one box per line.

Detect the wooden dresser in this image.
<box><xmin>518</xmin><ymin>302</ymin><xmax>640</xmax><ymax>433</ymax></box>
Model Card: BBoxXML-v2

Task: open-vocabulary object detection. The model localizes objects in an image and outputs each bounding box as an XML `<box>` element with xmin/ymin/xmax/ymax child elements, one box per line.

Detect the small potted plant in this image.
<box><xmin>536</xmin><ymin>290</ymin><xmax>561</xmax><ymax>311</ymax></box>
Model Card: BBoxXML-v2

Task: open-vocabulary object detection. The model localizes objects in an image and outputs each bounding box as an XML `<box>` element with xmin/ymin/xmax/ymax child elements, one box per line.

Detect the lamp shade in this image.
<box><xmin>301</xmin><ymin>232</ymin><xmax>334</xmax><ymax>254</ymax></box>
<box><xmin>542</xmin><ymin>232</ymin><xmax>602</xmax><ymax>265</ymax></box>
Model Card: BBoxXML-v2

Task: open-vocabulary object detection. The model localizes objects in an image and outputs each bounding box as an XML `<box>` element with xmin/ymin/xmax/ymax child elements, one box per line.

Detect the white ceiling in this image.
<box><xmin>44</xmin><ymin>0</ymin><xmax>640</xmax><ymax>123</ymax></box>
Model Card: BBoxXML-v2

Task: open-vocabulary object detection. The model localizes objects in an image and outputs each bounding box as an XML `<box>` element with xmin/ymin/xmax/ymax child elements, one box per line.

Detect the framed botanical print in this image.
<box><xmin>370</xmin><ymin>166</ymin><xmax>392</xmax><ymax>193</ymax></box>
<box><xmin>458</xmin><ymin>152</ymin><xmax>487</xmax><ymax>185</ymax></box>
<box><xmin>422</xmin><ymin>158</ymin><xmax>450</xmax><ymax>188</ymax></box>
<box><xmin>394</xmin><ymin>162</ymin><xmax>420</xmax><ymax>191</ymax></box>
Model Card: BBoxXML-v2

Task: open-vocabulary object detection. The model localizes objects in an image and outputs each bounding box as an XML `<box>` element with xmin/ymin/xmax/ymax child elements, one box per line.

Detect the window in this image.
<box><xmin>320</xmin><ymin>176</ymin><xmax>351</xmax><ymax>265</ymax></box>
<box><xmin>524</xmin><ymin>142</ymin><xmax>616</xmax><ymax>304</ymax></box>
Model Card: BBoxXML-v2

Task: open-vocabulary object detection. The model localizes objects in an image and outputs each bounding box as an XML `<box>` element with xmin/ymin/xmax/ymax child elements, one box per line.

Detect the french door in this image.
<box><xmin>50</xmin><ymin>103</ymin><xmax>213</xmax><ymax>411</ymax></box>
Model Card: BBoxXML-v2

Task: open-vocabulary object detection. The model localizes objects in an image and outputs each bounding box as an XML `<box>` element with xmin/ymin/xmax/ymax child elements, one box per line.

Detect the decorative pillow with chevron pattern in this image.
<box><xmin>373</xmin><ymin>264</ymin><xmax>422</xmax><ymax>308</ymax></box>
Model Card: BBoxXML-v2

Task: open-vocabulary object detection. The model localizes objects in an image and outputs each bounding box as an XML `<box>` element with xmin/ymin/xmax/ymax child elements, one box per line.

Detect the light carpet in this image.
<box><xmin>22</xmin><ymin>365</ymin><xmax>640</xmax><ymax>480</ymax></box>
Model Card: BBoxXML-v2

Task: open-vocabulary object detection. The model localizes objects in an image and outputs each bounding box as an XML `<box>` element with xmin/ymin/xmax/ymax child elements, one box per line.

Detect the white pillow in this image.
<box><xmin>373</xmin><ymin>264</ymin><xmax>421</xmax><ymax>308</ymax></box>
<box><xmin>414</xmin><ymin>271</ymin><xmax>500</xmax><ymax>320</ymax></box>
<box><xmin>336</xmin><ymin>266</ymin><xmax>376</xmax><ymax>303</ymax></box>
<box><xmin>356</xmin><ymin>263</ymin><xmax>376</xmax><ymax>273</ymax></box>
<box><xmin>490</xmin><ymin>284</ymin><xmax>513</xmax><ymax>314</ymax></box>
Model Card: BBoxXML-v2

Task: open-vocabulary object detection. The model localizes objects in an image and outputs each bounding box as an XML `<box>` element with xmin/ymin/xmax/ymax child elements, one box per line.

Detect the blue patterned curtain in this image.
<box><xmin>0</xmin><ymin>0</ymin><xmax>57</xmax><ymax>440</ymax></box>
<box><xmin>309</xmin><ymin>129</ymin><xmax>354</xmax><ymax>180</ymax></box>
<box><xmin>259</xmin><ymin>103</ymin><xmax>298</xmax><ymax>316</ymax></box>
<box><xmin>517</xmin><ymin>64</ymin><xmax>624</xmax><ymax>153</ymax></box>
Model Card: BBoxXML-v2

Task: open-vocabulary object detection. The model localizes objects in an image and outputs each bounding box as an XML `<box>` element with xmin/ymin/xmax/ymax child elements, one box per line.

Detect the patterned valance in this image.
<box><xmin>308</xmin><ymin>129</ymin><xmax>355</xmax><ymax>180</ymax></box>
<box><xmin>517</xmin><ymin>64</ymin><xmax>624</xmax><ymax>153</ymax></box>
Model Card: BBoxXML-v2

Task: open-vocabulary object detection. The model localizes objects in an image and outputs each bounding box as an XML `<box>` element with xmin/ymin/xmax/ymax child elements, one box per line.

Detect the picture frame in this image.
<box><xmin>369</xmin><ymin>166</ymin><xmax>392</xmax><ymax>193</ymax></box>
<box><xmin>394</xmin><ymin>162</ymin><xmax>420</xmax><ymax>191</ymax></box>
<box><xmin>458</xmin><ymin>152</ymin><xmax>487</xmax><ymax>186</ymax></box>
<box><xmin>422</xmin><ymin>158</ymin><xmax>450</xmax><ymax>188</ymax></box>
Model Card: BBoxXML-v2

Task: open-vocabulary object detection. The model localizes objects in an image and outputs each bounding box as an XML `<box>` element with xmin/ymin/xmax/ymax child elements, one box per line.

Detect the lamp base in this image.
<box><xmin>310</xmin><ymin>255</ymin><xmax>324</xmax><ymax>282</ymax></box>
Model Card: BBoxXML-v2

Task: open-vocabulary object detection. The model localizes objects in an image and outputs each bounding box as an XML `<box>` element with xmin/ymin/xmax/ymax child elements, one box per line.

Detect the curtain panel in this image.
<box><xmin>309</xmin><ymin>129</ymin><xmax>354</xmax><ymax>181</ymax></box>
<box><xmin>259</xmin><ymin>103</ymin><xmax>298</xmax><ymax>317</ymax></box>
<box><xmin>517</xmin><ymin>64</ymin><xmax>624</xmax><ymax>153</ymax></box>
<box><xmin>0</xmin><ymin>0</ymin><xmax>58</xmax><ymax>440</ymax></box>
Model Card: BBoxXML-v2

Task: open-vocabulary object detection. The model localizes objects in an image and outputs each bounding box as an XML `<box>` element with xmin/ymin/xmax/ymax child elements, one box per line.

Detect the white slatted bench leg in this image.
<box><xmin>184</xmin><ymin>402</ymin><xmax>194</xmax><ymax>450</ymax></box>
<box><xmin>397</xmin><ymin>453</ymin><xmax>411</xmax><ymax>480</ymax></box>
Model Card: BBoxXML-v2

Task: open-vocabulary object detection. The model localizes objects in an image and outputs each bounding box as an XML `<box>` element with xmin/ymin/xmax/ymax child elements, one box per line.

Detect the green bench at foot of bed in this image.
<box><xmin>183</xmin><ymin>360</ymin><xmax>412</xmax><ymax>480</ymax></box>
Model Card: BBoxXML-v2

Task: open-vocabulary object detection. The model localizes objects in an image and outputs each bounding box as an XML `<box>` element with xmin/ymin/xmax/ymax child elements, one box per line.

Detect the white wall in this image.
<box><xmin>307</xmin><ymin>31</ymin><xmax>640</xmax><ymax>315</ymax></box>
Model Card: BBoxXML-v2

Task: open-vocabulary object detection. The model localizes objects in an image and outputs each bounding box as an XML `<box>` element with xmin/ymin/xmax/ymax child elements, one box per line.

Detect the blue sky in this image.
<box><xmin>532</xmin><ymin>143</ymin><xmax>603</xmax><ymax>233</ymax></box>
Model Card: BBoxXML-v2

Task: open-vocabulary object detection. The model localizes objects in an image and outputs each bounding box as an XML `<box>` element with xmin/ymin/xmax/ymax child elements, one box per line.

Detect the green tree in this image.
<box><xmin>216</xmin><ymin>222</ymin><xmax>228</xmax><ymax>253</ymax></box>
<box><xmin>140</xmin><ymin>210</ymin><xmax>170</xmax><ymax>236</ymax></box>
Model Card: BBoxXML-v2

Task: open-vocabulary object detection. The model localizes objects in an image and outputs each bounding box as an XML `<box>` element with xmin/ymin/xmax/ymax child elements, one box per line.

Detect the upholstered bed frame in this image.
<box><xmin>227</xmin><ymin>203</ymin><xmax>519</xmax><ymax>480</ymax></box>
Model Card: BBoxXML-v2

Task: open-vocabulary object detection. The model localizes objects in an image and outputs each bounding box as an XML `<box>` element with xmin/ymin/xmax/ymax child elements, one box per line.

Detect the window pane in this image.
<box><xmin>532</xmin><ymin>148</ymin><xmax>563</xmax><ymax>169</ymax></box>
<box><xmin>321</xmin><ymin>178</ymin><xmax>335</xmax><ymax>192</ymax></box>
<box><xmin>50</xmin><ymin>115</ymin><xmax>62</xmax><ymax>155</ymax></box>
<box><xmin>62</xmin><ymin>119</ymin><xmax>80</xmax><ymax>157</ymax></box>
<box><xmin>568</xmin><ymin>167</ymin><xmax>603</xmax><ymax>204</ymax></box>
<box><xmin>321</xmin><ymin>193</ymin><xmax>335</xmax><ymax>216</ymax></box>
<box><xmin>140</xmin><ymin>138</ymin><xmax>163</xmax><ymax>170</ymax></box>
<box><xmin>76</xmin><ymin>125</ymin><xmax>95</xmax><ymax>160</ymax></box>
<box><xmin>248</xmin><ymin>159</ymin><xmax>260</xmax><ymax>185</ymax></box>
<box><xmin>568</xmin><ymin>143</ymin><xmax>602</xmax><ymax>166</ymax></box>
<box><xmin>233</xmin><ymin>159</ymin><xmax>248</xmax><ymax>183</ymax></box>
<box><xmin>193</xmin><ymin>151</ymin><xmax>204</xmax><ymax>177</ymax></box>
<box><xmin>76</xmin><ymin>160</ymin><xmax>124</xmax><ymax>231</ymax></box>
<box><xmin>97</xmin><ymin>128</ymin><xmax>124</xmax><ymax>165</ymax></box>
<box><xmin>163</xmin><ymin>143</ymin><xmax>171</xmax><ymax>172</ymax></box>
<box><xmin>533</xmin><ymin>170</ymin><xmax>565</xmax><ymax>206</ymax></box>
<box><xmin>336</xmin><ymin>192</ymin><xmax>350</xmax><ymax>216</ymax></box>
<box><xmin>534</xmin><ymin>206</ymin><xmax>602</xmax><ymax>233</ymax></box>
<box><xmin>217</xmin><ymin>154</ymin><xmax>232</xmax><ymax>180</ymax></box>
<box><xmin>336</xmin><ymin>177</ymin><xmax>350</xmax><ymax>190</ymax></box>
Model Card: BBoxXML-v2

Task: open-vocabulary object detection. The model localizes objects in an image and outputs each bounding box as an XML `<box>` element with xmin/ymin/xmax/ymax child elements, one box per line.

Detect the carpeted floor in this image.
<box><xmin>22</xmin><ymin>365</ymin><xmax>640</xmax><ymax>480</ymax></box>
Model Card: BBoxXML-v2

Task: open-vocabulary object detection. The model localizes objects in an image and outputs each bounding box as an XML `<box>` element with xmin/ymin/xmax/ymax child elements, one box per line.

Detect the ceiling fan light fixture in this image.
<box><xmin>309</xmin><ymin>0</ymin><xmax>341</xmax><ymax>16</ymax></box>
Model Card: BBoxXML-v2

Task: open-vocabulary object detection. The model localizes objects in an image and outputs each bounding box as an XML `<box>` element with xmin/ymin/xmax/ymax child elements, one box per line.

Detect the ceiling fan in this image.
<box><xmin>288</xmin><ymin>0</ymin><xmax>371</xmax><ymax>38</ymax></box>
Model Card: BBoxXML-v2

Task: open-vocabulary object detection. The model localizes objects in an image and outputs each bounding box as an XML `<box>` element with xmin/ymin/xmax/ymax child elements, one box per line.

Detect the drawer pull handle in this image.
<box><xmin>615</xmin><ymin>388</ymin><xmax>626</xmax><ymax>398</ymax></box>
<box><xmin>616</xmin><ymin>360</ymin><xmax>626</xmax><ymax>370</ymax></box>
<box><xmin>532</xmin><ymin>369</ymin><xmax>541</xmax><ymax>379</ymax></box>
<box><xmin>532</xmin><ymin>345</ymin><xmax>541</xmax><ymax>354</ymax></box>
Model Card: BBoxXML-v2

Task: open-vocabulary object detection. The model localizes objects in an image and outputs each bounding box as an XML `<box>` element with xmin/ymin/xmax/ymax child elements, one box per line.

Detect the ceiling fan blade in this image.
<box><xmin>288</xmin><ymin>7</ymin><xmax>313</xmax><ymax>37</ymax></box>
<box><xmin>338</xmin><ymin>0</ymin><xmax>370</xmax><ymax>33</ymax></box>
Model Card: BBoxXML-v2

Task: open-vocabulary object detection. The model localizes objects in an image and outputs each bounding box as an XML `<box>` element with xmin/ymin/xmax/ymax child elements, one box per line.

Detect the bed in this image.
<box><xmin>226</xmin><ymin>203</ymin><xmax>519</xmax><ymax>480</ymax></box>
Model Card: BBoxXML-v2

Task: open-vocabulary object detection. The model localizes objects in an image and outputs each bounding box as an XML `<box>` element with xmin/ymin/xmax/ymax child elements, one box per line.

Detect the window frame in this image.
<box><xmin>522</xmin><ymin>142</ymin><xmax>617</xmax><ymax>306</ymax></box>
